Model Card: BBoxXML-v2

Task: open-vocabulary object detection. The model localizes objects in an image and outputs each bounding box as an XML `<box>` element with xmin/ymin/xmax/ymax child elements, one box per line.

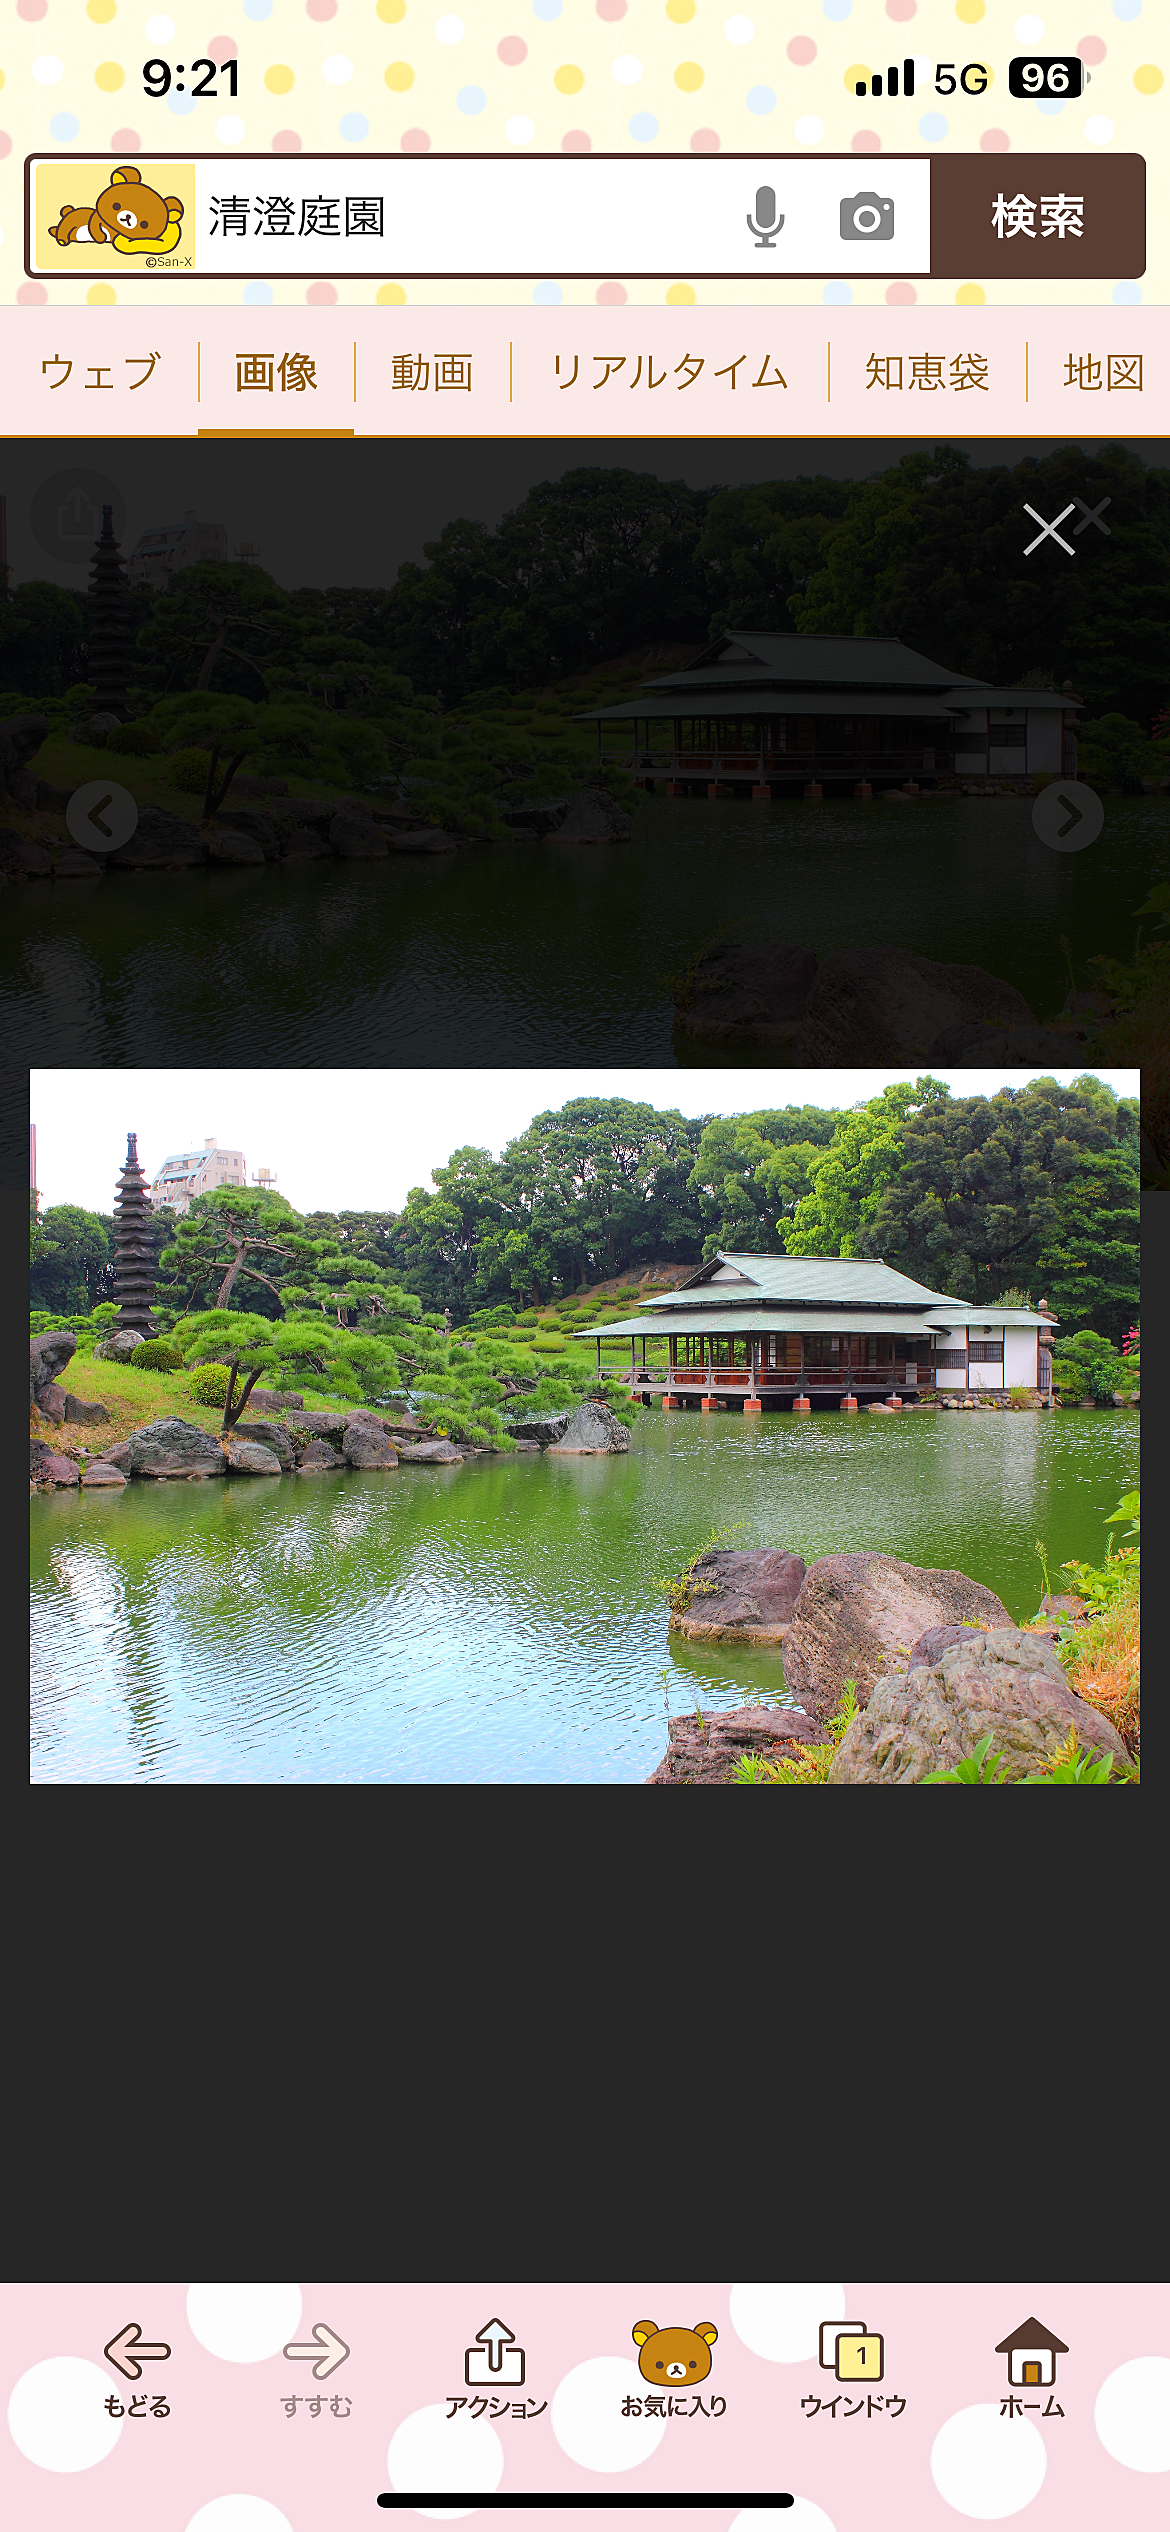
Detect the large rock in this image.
<box><xmin>287</xmin><ymin>1410</ymin><xmax>350</xmax><ymax>1446</ymax></box>
<box><xmin>927</xmin><ymin>1021</ymin><xmax>1089</xmax><ymax>1063</ymax></box>
<box><xmin>31</xmin><ymin>1331</ymin><xmax>78</xmax><ymax>1406</ymax></box>
<box><xmin>502</xmin><ymin>796</ymin><xmax>569</xmax><ymax>837</ymax></box>
<box><xmin>221</xmin><ymin>1433</ymin><xmax>283</xmax><ymax>1475</ymax></box>
<box><xmin>795</xmin><ymin>948</ymin><xmax>1036</xmax><ymax>1065</ymax></box>
<box><xmin>30</xmin><ymin>1440</ymin><xmax>80</xmax><ymax>1487</ymax></box>
<box><xmin>1</xmin><ymin>711</ymin><xmax>50</xmax><ymax>796</ymax></box>
<box><xmin>384</xmin><ymin>825</ymin><xmax>460</xmax><ymax>853</ymax></box>
<box><xmin>100</xmin><ymin>1440</ymin><xmax>133</xmax><ymax>1470</ymax></box>
<box><xmin>207</xmin><ymin>825</ymin><xmax>265</xmax><ymax>866</ymax></box>
<box><xmin>65</xmin><ymin>711</ymin><xmax>121</xmax><ymax>747</ymax></box>
<box><xmin>669</xmin><ymin>1547</ymin><xmax>808</xmax><ymax>1643</ymax></box>
<box><xmin>80</xmin><ymin>1462</ymin><xmax>127</xmax><ymax>1487</ymax></box>
<box><xmin>396</xmin><ymin>1439</ymin><xmax>464</xmax><ymax>1463</ymax></box>
<box><xmin>51</xmin><ymin>846</ymin><xmax>103</xmax><ymax>879</ymax></box>
<box><xmin>94</xmin><ymin>1329</ymin><xmax>147</xmax><ymax>1361</ymax></box>
<box><xmin>125</xmin><ymin>1418</ymin><xmax>227</xmax><ymax>1480</ymax></box>
<box><xmin>781</xmin><ymin>1551</ymin><xmax>1013</xmax><ymax>1724</ymax></box>
<box><xmin>234</xmin><ymin>1420</ymin><xmax>298</xmax><ymax>1471</ymax></box>
<box><xmin>675</xmin><ymin>944</ymin><xmax>819</xmax><ymax>1044</ymax></box>
<box><xmin>504</xmin><ymin>1413</ymin><xmax>572</xmax><ymax>1447</ymax></box>
<box><xmin>343</xmin><ymin>1425</ymin><xmax>400</xmax><ymax>1469</ymax></box>
<box><xmin>546</xmin><ymin>1399</ymin><xmax>631</xmax><ymax>1455</ymax></box>
<box><xmin>294</xmin><ymin>1440</ymin><xmax>346</xmax><ymax>1471</ymax></box>
<box><xmin>209</xmin><ymin>805</ymin><xmax>279</xmax><ymax>857</ymax></box>
<box><xmin>330</xmin><ymin>808</ymin><xmax>388</xmax><ymax>859</ymax></box>
<box><xmin>827</xmin><ymin>1625</ymin><xmax>1129</xmax><ymax>1783</ymax></box>
<box><xmin>109</xmin><ymin>807</ymin><xmax>205</xmax><ymax>870</ymax></box>
<box><xmin>277</xmin><ymin>825</ymin><xmax>332</xmax><ymax>861</ymax></box>
<box><xmin>647</xmin><ymin>1703</ymin><xmax>822</xmax><ymax>1784</ymax></box>
<box><xmin>0</xmin><ymin>831</ymin><xmax>53</xmax><ymax>878</ymax></box>
<box><xmin>552</xmin><ymin>787</ymin><xmax>633</xmax><ymax>843</ymax></box>
<box><xmin>34</xmin><ymin>1382</ymin><xmax>68</xmax><ymax>1424</ymax></box>
<box><xmin>64</xmin><ymin>1394</ymin><xmax>111</xmax><ymax>1425</ymax></box>
<box><xmin>230</xmin><ymin>774</ymin><xmax>289</xmax><ymax>799</ymax></box>
<box><xmin>247</xmin><ymin>1388</ymin><xmax>304</xmax><ymax>1412</ymax></box>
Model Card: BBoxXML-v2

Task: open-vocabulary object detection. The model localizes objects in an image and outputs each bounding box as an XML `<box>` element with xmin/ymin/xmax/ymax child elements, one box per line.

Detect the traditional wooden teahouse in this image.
<box><xmin>578</xmin><ymin>631</ymin><xmax>1081</xmax><ymax>798</ymax></box>
<box><xmin>581</xmin><ymin>1254</ymin><xmax>1057</xmax><ymax>1409</ymax></box>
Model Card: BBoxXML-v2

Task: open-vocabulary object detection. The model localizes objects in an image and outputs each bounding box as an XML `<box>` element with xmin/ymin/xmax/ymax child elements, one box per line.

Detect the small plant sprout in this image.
<box><xmin>922</xmin><ymin>1732</ymin><xmax>1013</xmax><ymax>1785</ymax></box>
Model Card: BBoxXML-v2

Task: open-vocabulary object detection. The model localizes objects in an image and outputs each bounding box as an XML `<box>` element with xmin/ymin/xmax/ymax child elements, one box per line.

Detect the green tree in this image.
<box><xmin>0</xmin><ymin>581</ymin><xmax>88</xmax><ymax>696</ymax></box>
<box><xmin>159</xmin><ymin>1187</ymin><xmax>311</xmax><ymax>1315</ymax></box>
<box><xmin>376</xmin><ymin>469</ymin><xmax>714</xmax><ymax>698</ymax></box>
<box><xmin>857</xmin><ymin>1076</ymin><xmax>1140</xmax><ymax>1334</ymax></box>
<box><xmin>1050</xmin><ymin>1329</ymin><xmax>1138</xmax><ymax>1405</ymax></box>
<box><xmin>687</xmin><ymin>1106</ymin><xmax>838</xmax><ymax>1252</ymax></box>
<box><xmin>786</xmin><ymin>1081</ymin><xmax>952</xmax><ymax>1257</ymax></box>
<box><xmin>1077</xmin><ymin>713</ymin><xmax>1161</xmax><ymax>793</ymax></box>
<box><xmin>697</xmin><ymin>477</ymin><xmax>855</xmax><ymax>636</ymax></box>
<box><xmin>29</xmin><ymin>1203</ymin><xmax>112</xmax><ymax>1314</ymax></box>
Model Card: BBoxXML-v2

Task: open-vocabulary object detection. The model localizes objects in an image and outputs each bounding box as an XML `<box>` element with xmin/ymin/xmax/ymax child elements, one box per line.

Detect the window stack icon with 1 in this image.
<box><xmin>820</xmin><ymin>2319</ymin><xmax>884</xmax><ymax>2383</ymax></box>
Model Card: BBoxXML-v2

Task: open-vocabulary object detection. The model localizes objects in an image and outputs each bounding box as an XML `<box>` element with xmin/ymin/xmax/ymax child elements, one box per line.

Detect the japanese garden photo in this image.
<box><xmin>1</xmin><ymin>435</ymin><xmax>1167</xmax><ymax>1176</ymax></box>
<box><xmin>30</xmin><ymin>1064</ymin><xmax>1140</xmax><ymax>1787</ymax></box>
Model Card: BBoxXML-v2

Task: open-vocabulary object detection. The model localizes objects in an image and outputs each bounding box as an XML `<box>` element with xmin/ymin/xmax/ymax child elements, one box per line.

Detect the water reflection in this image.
<box><xmin>31</xmin><ymin>1411</ymin><xmax>1138</xmax><ymax>1786</ymax></box>
<box><xmin>3</xmin><ymin>795</ymin><xmax>1162</xmax><ymax>1100</ymax></box>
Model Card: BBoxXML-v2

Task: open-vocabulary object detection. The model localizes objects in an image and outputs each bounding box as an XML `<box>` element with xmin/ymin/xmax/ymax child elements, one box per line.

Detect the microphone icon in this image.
<box><xmin>746</xmin><ymin>183</ymin><xmax>784</xmax><ymax>248</ymax></box>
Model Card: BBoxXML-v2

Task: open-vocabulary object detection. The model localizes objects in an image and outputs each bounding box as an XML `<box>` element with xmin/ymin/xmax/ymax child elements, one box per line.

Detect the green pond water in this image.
<box><xmin>31</xmin><ymin>1407</ymin><xmax>1138</xmax><ymax>1785</ymax></box>
<box><xmin>2</xmin><ymin>793</ymin><xmax>1162</xmax><ymax>1107</ymax></box>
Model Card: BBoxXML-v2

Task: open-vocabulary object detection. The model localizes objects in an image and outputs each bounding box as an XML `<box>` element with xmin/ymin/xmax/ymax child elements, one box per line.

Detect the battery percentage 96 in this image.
<box><xmin>1008</xmin><ymin>56</ymin><xmax>1087</xmax><ymax>98</ymax></box>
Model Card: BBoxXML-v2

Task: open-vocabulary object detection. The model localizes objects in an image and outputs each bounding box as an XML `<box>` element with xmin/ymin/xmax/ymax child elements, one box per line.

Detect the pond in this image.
<box><xmin>2</xmin><ymin>792</ymin><xmax>1162</xmax><ymax>1109</ymax></box>
<box><xmin>31</xmin><ymin>1407</ymin><xmax>1138</xmax><ymax>1784</ymax></box>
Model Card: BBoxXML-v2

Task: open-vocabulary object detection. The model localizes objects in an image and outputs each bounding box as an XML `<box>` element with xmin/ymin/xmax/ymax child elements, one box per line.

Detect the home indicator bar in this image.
<box><xmin>376</xmin><ymin>2500</ymin><xmax>796</xmax><ymax>2512</ymax></box>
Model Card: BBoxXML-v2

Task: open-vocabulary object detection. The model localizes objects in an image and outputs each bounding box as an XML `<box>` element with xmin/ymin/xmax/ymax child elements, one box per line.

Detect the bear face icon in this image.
<box><xmin>632</xmin><ymin>2322</ymin><xmax>718</xmax><ymax>2384</ymax></box>
<box><xmin>49</xmin><ymin>167</ymin><xmax>184</xmax><ymax>254</ymax></box>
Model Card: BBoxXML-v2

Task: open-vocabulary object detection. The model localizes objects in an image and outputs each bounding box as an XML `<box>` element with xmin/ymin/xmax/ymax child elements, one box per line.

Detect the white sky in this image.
<box><xmin>29</xmin><ymin>1067</ymin><xmax>1139</xmax><ymax>1216</ymax></box>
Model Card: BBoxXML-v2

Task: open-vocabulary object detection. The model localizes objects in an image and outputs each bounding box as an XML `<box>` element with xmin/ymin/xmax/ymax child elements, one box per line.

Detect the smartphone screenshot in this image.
<box><xmin>22</xmin><ymin>9</ymin><xmax>1146</xmax><ymax>1791</ymax></box>
<box><xmin>3</xmin><ymin>2281</ymin><xmax>1167</xmax><ymax>2529</ymax></box>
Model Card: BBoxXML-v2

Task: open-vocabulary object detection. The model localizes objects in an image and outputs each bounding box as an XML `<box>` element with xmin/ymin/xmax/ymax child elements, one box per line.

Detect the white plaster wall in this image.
<box><xmin>1027</xmin><ymin>709</ymin><xmax>1064</xmax><ymax>773</ymax></box>
<box><xmin>1004</xmin><ymin>1327</ymin><xmax>1039</xmax><ymax>1387</ymax></box>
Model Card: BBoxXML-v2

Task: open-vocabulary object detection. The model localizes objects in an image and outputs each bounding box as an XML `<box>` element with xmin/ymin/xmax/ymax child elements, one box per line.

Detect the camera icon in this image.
<box><xmin>840</xmin><ymin>191</ymin><xmax>895</xmax><ymax>241</ymax></box>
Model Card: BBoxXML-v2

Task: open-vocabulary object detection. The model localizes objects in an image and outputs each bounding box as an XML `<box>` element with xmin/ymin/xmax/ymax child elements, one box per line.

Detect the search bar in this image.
<box><xmin>26</xmin><ymin>152</ymin><xmax>1143</xmax><ymax>280</ymax></box>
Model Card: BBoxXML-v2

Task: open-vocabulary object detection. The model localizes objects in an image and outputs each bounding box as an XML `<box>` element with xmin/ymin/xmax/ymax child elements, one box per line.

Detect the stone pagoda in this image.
<box><xmin>86</xmin><ymin>504</ymin><xmax>133</xmax><ymax>720</ymax></box>
<box><xmin>112</xmin><ymin>1133</ymin><xmax>158</xmax><ymax>1337</ymax></box>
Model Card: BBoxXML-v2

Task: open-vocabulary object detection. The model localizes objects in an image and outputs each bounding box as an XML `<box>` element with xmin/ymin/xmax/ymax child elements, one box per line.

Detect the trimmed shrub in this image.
<box><xmin>112</xmin><ymin>722</ymin><xmax>164</xmax><ymax>758</ymax></box>
<box><xmin>166</xmin><ymin>747</ymin><xmax>214</xmax><ymax>795</ymax></box>
<box><xmin>127</xmin><ymin>1338</ymin><xmax>185</xmax><ymax>1372</ymax></box>
<box><xmin>185</xmin><ymin>1362</ymin><xmax>233</xmax><ymax>1406</ymax></box>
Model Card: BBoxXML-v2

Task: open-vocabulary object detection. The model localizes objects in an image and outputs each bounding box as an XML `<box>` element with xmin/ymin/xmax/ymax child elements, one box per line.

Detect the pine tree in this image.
<box><xmin>113</xmin><ymin>1133</ymin><xmax>158</xmax><ymax>1336</ymax></box>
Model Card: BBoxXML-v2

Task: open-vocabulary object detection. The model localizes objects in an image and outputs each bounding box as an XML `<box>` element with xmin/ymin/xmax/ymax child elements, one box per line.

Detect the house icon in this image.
<box><xmin>994</xmin><ymin>2319</ymin><xmax>1069</xmax><ymax>2388</ymax></box>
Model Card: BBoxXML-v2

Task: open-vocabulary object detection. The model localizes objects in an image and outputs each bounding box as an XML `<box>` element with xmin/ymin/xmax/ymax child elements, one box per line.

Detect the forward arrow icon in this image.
<box><xmin>282</xmin><ymin>2322</ymin><xmax>350</xmax><ymax>2380</ymax></box>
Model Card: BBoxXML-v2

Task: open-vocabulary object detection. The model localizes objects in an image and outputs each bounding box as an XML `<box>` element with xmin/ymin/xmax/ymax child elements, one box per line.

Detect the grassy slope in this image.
<box><xmin>31</xmin><ymin>1355</ymin><xmax>350</xmax><ymax>1458</ymax></box>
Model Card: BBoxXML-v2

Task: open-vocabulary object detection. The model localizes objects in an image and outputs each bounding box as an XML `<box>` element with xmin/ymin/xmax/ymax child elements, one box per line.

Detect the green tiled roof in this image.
<box><xmin>665</xmin><ymin>1253</ymin><xmax>958</xmax><ymax>1306</ymax></box>
<box><xmin>578</xmin><ymin>1311</ymin><xmax>940</xmax><ymax>1338</ymax></box>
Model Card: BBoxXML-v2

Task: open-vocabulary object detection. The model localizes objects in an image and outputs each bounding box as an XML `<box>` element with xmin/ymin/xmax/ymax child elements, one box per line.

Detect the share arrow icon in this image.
<box><xmin>282</xmin><ymin>2322</ymin><xmax>350</xmax><ymax>2380</ymax></box>
<box><xmin>104</xmin><ymin>2324</ymin><xmax>172</xmax><ymax>2381</ymax></box>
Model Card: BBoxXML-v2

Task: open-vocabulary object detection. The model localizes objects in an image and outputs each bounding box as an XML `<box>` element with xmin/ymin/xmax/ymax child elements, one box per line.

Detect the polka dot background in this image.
<box><xmin>2</xmin><ymin>2285</ymin><xmax>1169</xmax><ymax>2529</ymax></box>
<box><xmin>0</xmin><ymin>0</ymin><xmax>1162</xmax><ymax>301</ymax></box>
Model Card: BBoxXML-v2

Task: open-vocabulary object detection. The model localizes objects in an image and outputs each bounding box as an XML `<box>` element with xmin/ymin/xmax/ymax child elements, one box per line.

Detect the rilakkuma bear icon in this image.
<box><xmin>50</xmin><ymin>167</ymin><xmax>184</xmax><ymax>255</ymax></box>
<box><xmin>632</xmin><ymin>2322</ymin><xmax>718</xmax><ymax>2384</ymax></box>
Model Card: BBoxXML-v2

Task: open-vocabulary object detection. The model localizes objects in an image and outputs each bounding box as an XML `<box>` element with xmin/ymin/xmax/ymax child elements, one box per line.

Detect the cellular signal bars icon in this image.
<box><xmin>854</xmin><ymin>60</ymin><xmax>916</xmax><ymax>96</ymax></box>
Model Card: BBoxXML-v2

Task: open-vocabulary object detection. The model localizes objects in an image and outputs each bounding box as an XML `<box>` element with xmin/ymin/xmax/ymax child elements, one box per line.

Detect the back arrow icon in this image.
<box><xmin>474</xmin><ymin>2320</ymin><xmax>516</xmax><ymax>2373</ymax></box>
<box><xmin>104</xmin><ymin>2324</ymin><xmax>172</xmax><ymax>2380</ymax></box>
<box><xmin>86</xmin><ymin>792</ymin><xmax>115</xmax><ymax>837</ymax></box>
<box><xmin>283</xmin><ymin>2322</ymin><xmax>350</xmax><ymax>2379</ymax></box>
